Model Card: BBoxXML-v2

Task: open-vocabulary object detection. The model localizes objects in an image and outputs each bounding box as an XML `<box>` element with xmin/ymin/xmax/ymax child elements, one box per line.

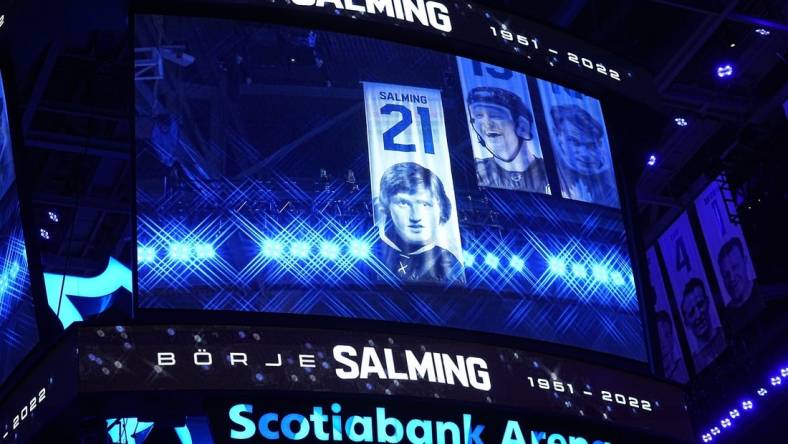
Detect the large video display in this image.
<box><xmin>0</xmin><ymin>71</ymin><xmax>39</xmax><ymax>384</ymax></box>
<box><xmin>135</xmin><ymin>16</ymin><xmax>645</xmax><ymax>360</ymax></box>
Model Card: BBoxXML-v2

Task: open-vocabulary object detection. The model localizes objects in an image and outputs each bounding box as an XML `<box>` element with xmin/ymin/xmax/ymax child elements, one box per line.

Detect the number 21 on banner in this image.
<box><xmin>381</xmin><ymin>104</ymin><xmax>435</xmax><ymax>154</ymax></box>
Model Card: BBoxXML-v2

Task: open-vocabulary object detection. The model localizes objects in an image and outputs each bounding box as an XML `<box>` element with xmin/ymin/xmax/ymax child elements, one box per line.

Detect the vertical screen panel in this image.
<box><xmin>0</xmin><ymin>71</ymin><xmax>39</xmax><ymax>384</ymax></box>
<box><xmin>135</xmin><ymin>16</ymin><xmax>645</xmax><ymax>360</ymax></box>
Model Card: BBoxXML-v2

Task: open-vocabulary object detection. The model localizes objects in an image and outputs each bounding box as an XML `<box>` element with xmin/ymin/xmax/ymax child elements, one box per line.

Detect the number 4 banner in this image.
<box><xmin>658</xmin><ymin>213</ymin><xmax>725</xmax><ymax>373</ymax></box>
<box><xmin>362</xmin><ymin>81</ymin><xmax>465</xmax><ymax>286</ymax></box>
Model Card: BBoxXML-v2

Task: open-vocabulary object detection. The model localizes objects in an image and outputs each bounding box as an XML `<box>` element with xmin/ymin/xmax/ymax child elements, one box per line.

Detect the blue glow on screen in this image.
<box><xmin>0</xmin><ymin>71</ymin><xmax>39</xmax><ymax>384</ymax></box>
<box><xmin>135</xmin><ymin>17</ymin><xmax>645</xmax><ymax>360</ymax></box>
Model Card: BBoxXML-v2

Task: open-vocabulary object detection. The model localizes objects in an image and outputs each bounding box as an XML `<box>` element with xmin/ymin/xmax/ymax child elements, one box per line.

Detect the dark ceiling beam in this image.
<box><xmin>32</xmin><ymin>192</ymin><xmax>130</xmax><ymax>214</ymax></box>
<box><xmin>551</xmin><ymin>0</ymin><xmax>587</xmax><ymax>28</ymax></box>
<box><xmin>648</xmin><ymin>0</ymin><xmax>788</xmax><ymax>33</ymax></box>
<box><xmin>21</xmin><ymin>39</ymin><xmax>63</xmax><ymax>135</ymax></box>
<box><xmin>26</xmin><ymin>130</ymin><xmax>129</xmax><ymax>159</ymax></box>
<box><xmin>654</xmin><ymin>0</ymin><xmax>739</xmax><ymax>92</ymax></box>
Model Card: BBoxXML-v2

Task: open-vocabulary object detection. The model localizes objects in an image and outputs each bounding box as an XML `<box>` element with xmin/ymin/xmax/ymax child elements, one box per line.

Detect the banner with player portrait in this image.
<box><xmin>536</xmin><ymin>80</ymin><xmax>619</xmax><ymax>208</ymax></box>
<box><xmin>456</xmin><ymin>57</ymin><xmax>550</xmax><ymax>194</ymax></box>
<box><xmin>694</xmin><ymin>176</ymin><xmax>758</xmax><ymax>322</ymax></box>
<box><xmin>362</xmin><ymin>81</ymin><xmax>465</xmax><ymax>286</ymax></box>
<box><xmin>646</xmin><ymin>247</ymin><xmax>688</xmax><ymax>383</ymax></box>
<box><xmin>658</xmin><ymin>213</ymin><xmax>725</xmax><ymax>373</ymax></box>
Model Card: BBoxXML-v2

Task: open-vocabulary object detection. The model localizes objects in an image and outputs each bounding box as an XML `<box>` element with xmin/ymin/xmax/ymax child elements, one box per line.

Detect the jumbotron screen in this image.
<box><xmin>0</xmin><ymin>71</ymin><xmax>39</xmax><ymax>385</ymax></box>
<box><xmin>135</xmin><ymin>15</ymin><xmax>645</xmax><ymax>360</ymax></box>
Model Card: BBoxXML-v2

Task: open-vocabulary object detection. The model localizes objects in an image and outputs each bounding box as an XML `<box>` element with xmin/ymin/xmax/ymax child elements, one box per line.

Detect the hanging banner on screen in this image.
<box><xmin>694</xmin><ymin>177</ymin><xmax>758</xmax><ymax>318</ymax></box>
<box><xmin>363</xmin><ymin>81</ymin><xmax>464</xmax><ymax>286</ymax></box>
<box><xmin>456</xmin><ymin>57</ymin><xmax>550</xmax><ymax>194</ymax></box>
<box><xmin>646</xmin><ymin>247</ymin><xmax>688</xmax><ymax>383</ymax></box>
<box><xmin>658</xmin><ymin>213</ymin><xmax>725</xmax><ymax>373</ymax></box>
<box><xmin>536</xmin><ymin>80</ymin><xmax>619</xmax><ymax>208</ymax></box>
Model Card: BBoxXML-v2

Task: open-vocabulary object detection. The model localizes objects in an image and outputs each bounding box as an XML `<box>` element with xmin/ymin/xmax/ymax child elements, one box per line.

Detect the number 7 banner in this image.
<box><xmin>362</xmin><ymin>81</ymin><xmax>465</xmax><ymax>286</ymax></box>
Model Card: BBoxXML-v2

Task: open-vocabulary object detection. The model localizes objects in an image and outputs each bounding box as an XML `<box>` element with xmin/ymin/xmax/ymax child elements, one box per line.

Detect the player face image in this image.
<box><xmin>470</xmin><ymin>103</ymin><xmax>529</xmax><ymax>163</ymax></box>
<box><xmin>657</xmin><ymin>316</ymin><xmax>674</xmax><ymax>362</ymax></box>
<box><xmin>551</xmin><ymin>105</ymin><xmax>611</xmax><ymax>176</ymax></box>
<box><xmin>378</xmin><ymin>162</ymin><xmax>452</xmax><ymax>252</ymax></box>
<box><xmin>718</xmin><ymin>239</ymin><xmax>752</xmax><ymax>306</ymax></box>
<box><xmin>388</xmin><ymin>188</ymin><xmax>441</xmax><ymax>248</ymax></box>
<box><xmin>681</xmin><ymin>281</ymin><xmax>713</xmax><ymax>341</ymax></box>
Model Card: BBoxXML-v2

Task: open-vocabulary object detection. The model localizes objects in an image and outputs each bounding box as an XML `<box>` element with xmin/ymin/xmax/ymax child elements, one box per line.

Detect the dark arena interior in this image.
<box><xmin>0</xmin><ymin>0</ymin><xmax>786</xmax><ymax>443</ymax></box>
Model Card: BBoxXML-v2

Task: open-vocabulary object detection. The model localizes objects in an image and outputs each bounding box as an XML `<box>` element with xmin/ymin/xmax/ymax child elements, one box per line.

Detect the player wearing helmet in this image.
<box><xmin>467</xmin><ymin>87</ymin><xmax>549</xmax><ymax>193</ymax></box>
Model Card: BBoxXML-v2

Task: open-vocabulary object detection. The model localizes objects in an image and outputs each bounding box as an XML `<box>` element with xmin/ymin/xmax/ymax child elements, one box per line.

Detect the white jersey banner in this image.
<box><xmin>363</xmin><ymin>81</ymin><xmax>464</xmax><ymax>286</ymax></box>
<box><xmin>658</xmin><ymin>212</ymin><xmax>725</xmax><ymax>373</ymax></box>
<box><xmin>646</xmin><ymin>247</ymin><xmax>688</xmax><ymax>382</ymax></box>
<box><xmin>694</xmin><ymin>177</ymin><xmax>756</xmax><ymax>309</ymax></box>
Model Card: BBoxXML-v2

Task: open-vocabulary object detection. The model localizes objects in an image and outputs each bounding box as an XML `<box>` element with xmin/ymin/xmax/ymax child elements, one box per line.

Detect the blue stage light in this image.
<box><xmin>463</xmin><ymin>251</ymin><xmax>475</xmax><ymax>267</ymax></box>
<box><xmin>548</xmin><ymin>257</ymin><xmax>565</xmax><ymax>275</ymax></box>
<box><xmin>710</xmin><ymin>427</ymin><xmax>720</xmax><ymax>436</ymax></box>
<box><xmin>290</xmin><ymin>241</ymin><xmax>311</xmax><ymax>258</ymax></box>
<box><xmin>702</xmin><ymin>433</ymin><xmax>712</xmax><ymax>443</ymax></box>
<box><xmin>169</xmin><ymin>243</ymin><xmax>191</xmax><ymax>261</ymax></box>
<box><xmin>757</xmin><ymin>388</ymin><xmax>768</xmax><ymax>396</ymax></box>
<box><xmin>592</xmin><ymin>265</ymin><xmax>609</xmax><ymax>282</ymax></box>
<box><xmin>755</xmin><ymin>28</ymin><xmax>770</xmax><ymax>36</ymax></box>
<box><xmin>137</xmin><ymin>246</ymin><xmax>157</xmax><ymax>263</ymax></box>
<box><xmin>741</xmin><ymin>400</ymin><xmax>753</xmax><ymax>410</ymax></box>
<box><xmin>39</xmin><ymin>228</ymin><xmax>50</xmax><ymax>240</ymax></box>
<box><xmin>716</xmin><ymin>64</ymin><xmax>733</xmax><ymax>78</ymax></box>
<box><xmin>674</xmin><ymin>117</ymin><xmax>688</xmax><ymax>127</ymax></box>
<box><xmin>571</xmin><ymin>263</ymin><xmax>587</xmax><ymax>278</ymax></box>
<box><xmin>48</xmin><ymin>210</ymin><xmax>59</xmax><ymax>223</ymax></box>
<box><xmin>348</xmin><ymin>239</ymin><xmax>369</xmax><ymax>259</ymax></box>
<box><xmin>610</xmin><ymin>271</ymin><xmax>625</xmax><ymax>286</ymax></box>
<box><xmin>194</xmin><ymin>243</ymin><xmax>215</xmax><ymax>259</ymax></box>
<box><xmin>9</xmin><ymin>261</ymin><xmax>20</xmax><ymax>278</ymax></box>
<box><xmin>781</xmin><ymin>367</ymin><xmax>788</xmax><ymax>377</ymax></box>
<box><xmin>509</xmin><ymin>255</ymin><xmax>524</xmax><ymax>271</ymax></box>
<box><xmin>770</xmin><ymin>376</ymin><xmax>781</xmax><ymax>386</ymax></box>
<box><xmin>319</xmin><ymin>242</ymin><xmax>340</xmax><ymax>260</ymax></box>
<box><xmin>647</xmin><ymin>154</ymin><xmax>657</xmax><ymax>166</ymax></box>
<box><xmin>484</xmin><ymin>253</ymin><xmax>499</xmax><ymax>269</ymax></box>
<box><xmin>720</xmin><ymin>418</ymin><xmax>731</xmax><ymax>428</ymax></box>
<box><xmin>729</xmin><ymin>409</ymin><xmax>740</xmax><ymax>419</ymax></box>
<box><xmin>261</xmin><ymin>239</ymin><xmax>284</xmax><ymax>258</ymax></box>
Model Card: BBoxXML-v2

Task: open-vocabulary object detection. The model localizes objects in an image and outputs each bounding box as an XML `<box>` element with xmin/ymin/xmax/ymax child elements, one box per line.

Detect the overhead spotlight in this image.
<box><xmin>720</xmin><ymin>418</ymin><xmax>731</xmax><ymax>428</ymax></box>
<box><xmin>261</xmin><ymin>240</ymin><xmax>284</xmax><ymax>259</ymax></box>
<box><xmin>510</xmin><ymin>255</ymin><xmax>525</xmax><ymax>272</ymax></box>
<box><xmin>674</xmin><ymin>117</ymin><xmax>688</xmax><ymax>127</ymax></box>
<box><xmin>780</xmin><ymin>367</ymin><xmax>788</xmax><ymax>377</ymax></box>
<box><xmin>168</xmin><ymin>243</ymin><xmax>191</xmax><ymax>261</ymax></box>
<box><xmin>741</xmin><ymin>400</ymin><xmax>753</xmax><ymax>410</ymax></box>
<box><xmin>548</xmin><ymin>257</ymin><xmax>565</xmax><ymax>275</ymax></box>
<box><xmin>39</xmin><ymin>229</ymin><xmax>50</xmax><ymax>240</ymax></box>
<box><xmin>290</xmin><ymin>241</ymin><xmax>311</xmax><ymax>259</ymax></box>
<box><xmin>571</xmin><ymin>263</ymin><xmax>587</xmax><ymax>278</ymax></box>
<box><xmin>47</xmin><ymin>210</ymin><xmax>60</xmax><ymax>223</ymax></box>
<box><xmin>319</xmin><ymin>242</ymin><xmax>340</xmax><ymax>260</ymax></box>
<box><xmin>137</xmin><ymin>246</ymin><xmax>157</xmax><ymax>263</ymax></box>
<box><xmin>770</xmin><ymin>376</ymin><xmax>781</xmax><ymax>386</ymax></box>
<box><xmin>755</xmin><ymin>28</ymin><xmax>770</xmax><ymax>36</ymax></box>
<box><xmin>647</xmin><ymin>154</ymin><xmax>657</xmax><ymax>166</ymax></box>
<box><xmin>348</xmin><ymin>239</ymin><xmax>369</xmax><ymax>259</ymax></box>
<box><xmin>484</xmin><ymin>253</ymin><xmax>500</xmax><ymax>269</ymax></box>
<box><xmin>701</xmin><ymin>433</ymin><xmax>712</xmax><ymax>443</ymax></box>
<box><xmin>729</xmin><ymin>409</ymin><xmax>740</xmax><ymax>419</ymax></box>
<box><xmin>463</xmin><ymin>251</ymin><xmax>475</xmax><ymax>267</ymax></box>
<box><xmin>194</xmin><ymin>243</ymin><xmax>216</xmax><ymax>259</ymax></box>
<box><xmin>757</xmin><ymin>388</ymin><xmax>768</xmax><ymax>396</ymax></box>
<box><xmin>716</xmin><ymin>64</ymin><xmax>733</xmax><ymax>78</ymax></box>
<box><xmin>710</xmin><ymin>427</ymin><xmax>721</xmax><ymax>436</ymax></box>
